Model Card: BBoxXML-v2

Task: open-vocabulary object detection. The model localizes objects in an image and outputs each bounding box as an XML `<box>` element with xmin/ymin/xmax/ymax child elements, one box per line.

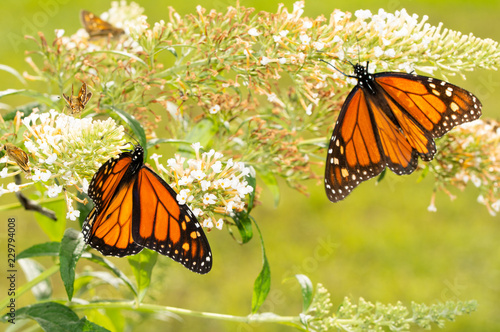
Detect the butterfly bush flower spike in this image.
<box><xmin>151</xmin><ymin>143</ymin><xmax>254</xmax><ymax>230</ymax></box>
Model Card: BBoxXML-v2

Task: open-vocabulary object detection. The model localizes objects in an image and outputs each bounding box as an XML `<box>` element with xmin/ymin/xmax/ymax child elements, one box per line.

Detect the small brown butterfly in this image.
<box><xmin>80</xmin><ymin>10</ymin><xmax>124</xmax><ymax>38</ymax></box>
<box><xmin>3</xmin><ymin>143</ymin><xmax>30</xmax><ymax>173</ymax></box>
<box><xmin>63</xmin><ymin>83</ymin><xmax>93</xmax><ymax>115</ymax></box>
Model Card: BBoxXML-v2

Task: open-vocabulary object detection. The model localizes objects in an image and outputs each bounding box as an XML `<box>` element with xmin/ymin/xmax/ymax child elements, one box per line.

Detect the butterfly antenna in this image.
<box><xmin>319</xmin><ymin>59</ymin><xmax>350</xmax><ymax>77</ymax></box>
<box><xmin>123</xmin><ymin>131</ymin><xmax>139</xmax><ymax>149</ymax></box>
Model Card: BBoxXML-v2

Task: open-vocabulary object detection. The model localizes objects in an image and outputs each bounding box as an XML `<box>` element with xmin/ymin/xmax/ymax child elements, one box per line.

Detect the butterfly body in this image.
<box><xmin>83</xmin><ymin>144</ymin><xmax>212</xmax><ymax>274</ymax></box>
<box><xmin>63</xmin><ymin>83</ymin><xmax>92</xmax><ymax>115</ymax></box>
<box><xmin>325</xmin><ymin>62</ymin><xmax>482</xmax><ymax>202</ymax></box>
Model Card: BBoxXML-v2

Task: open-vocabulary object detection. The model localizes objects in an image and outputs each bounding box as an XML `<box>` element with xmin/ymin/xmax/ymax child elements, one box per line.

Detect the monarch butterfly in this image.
<box><xmin>82</xmin><ymin>144</ymin><xmax>212</xmax><ymax>274</ymax></box>
<box><xmin>63</xmin><ymin>83</ymin><xmax>92</xmax><ymax>115</ymax></box>
<box><xmin>80</xmin><ymin>10</ymin><xmax>124</xmax><ymax>38</ymax></box>
<box><xmin>324</xmin><ymin>61</ymin><xmax>482</xmax><ymax>202</ymax></box>
<box><xmin>3</xmin><ymin>143</ymin><xmax>30</xmax><ymax>173</ymax></box>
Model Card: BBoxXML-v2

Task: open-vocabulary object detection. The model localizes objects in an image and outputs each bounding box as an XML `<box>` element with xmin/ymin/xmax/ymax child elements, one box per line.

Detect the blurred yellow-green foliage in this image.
<box><xmin>1</xmin><ymin>0</ymin><xmax>499</xmax><ymax>331</ymax></box>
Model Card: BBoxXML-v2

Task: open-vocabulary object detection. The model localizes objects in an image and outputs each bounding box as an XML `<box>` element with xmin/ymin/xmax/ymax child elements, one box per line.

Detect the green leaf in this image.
<box><xmin>0</xmin><ymin>64</ymin><xmax>27</xmax><ymax>85</ymax></box>
<box><xmin>181</xmin><ymin>118</ymin><xmax>218</xmax><ymax>155</ymax></box>
<box><xmin>105</xmin><ymin>106</ymin><xmax>147</xmax><ymax>150</ymax></box>
<box><xmin>256</xmin><ymin>168</ymin><xmax>280</xmax><ymax>207</ymax></box>
<box><xmin>295</xmin><ymin>274</ymin><xmax>314</xmax><ymax>312</ymax></box>
<box><xmin>251</xmin><ymin>218</ymin><xmax>271</xmax><ymax>313</ymax></box>
<box><xmin>15</xmin><ymin>302</ymin><xmax>83</xmax><ymax>332</ymax></box>
<box><xmin>32</xmin><ymin>197</ymin><xmax>67</xmax><ymax>242</ymax></box>
<box><xmin>128</xmin><ymin>249</ymin><xmax>158</xmax><ymax>303</ymax></box>
<box><xmin>88</xmin><ymin>50</ymin><xmax>148</xmax><ymax>68</ymax></box>
<box><xmin>146</xmin><ymin>138</ymin><xmax>189</xmax><ymax>150</ymax></box>
<box><xmin>231</xmin><ymin>212</ymin><xmax>253</xmax><ymax>244</ymax></box>
<box><xmin>59</xmin><ymin>228</ymin><xmax>86</xmax><ymax>301</ymax></box>
<box><xmin>245</xmin><ymin>173</ymin><xmax>257</xmax><ymax>213</ymax></box>
<box><xmin>0</xmin><ymin>89</ymin><xmax>57</xmax><ymax>105</ymax></box>
<box><xmin>18</xmin><ymin>259</ymin><xmax>52</xmax><ymax>300</ymax></box>
<box><xmin>82</xmin><ymin>252</ymin><xmax>138</xmax><ymax>297</ymax></box>
<box><xmin>17</xmin><ymin>242</ymin><xmax>60</xmax><ymax>260</ymax></box>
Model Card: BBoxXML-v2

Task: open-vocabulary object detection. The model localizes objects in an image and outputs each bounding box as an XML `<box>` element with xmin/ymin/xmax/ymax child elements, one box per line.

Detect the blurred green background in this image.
<box><xmin>0</xmin><ymin>0</ymin><xmax>499</xmax><ymax>331</ymax></box>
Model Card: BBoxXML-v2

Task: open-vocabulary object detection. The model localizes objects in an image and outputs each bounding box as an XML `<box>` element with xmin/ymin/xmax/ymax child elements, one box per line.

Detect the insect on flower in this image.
<box><xmin>82</xmin><ymin>143</ymin><xmax>212</xmax><ymax>274</ymax></box>
<box><xmin>80</xmin><ymin>10</ymin><xmax>125</xmax><ymax>38</ymax></box>
<box><xmin>323</xmin><ymin>61</ymin><xmax>482</xmax><ymax>202</ymax></box>
<box><xmin>2</xmin><ymin>143</ymin><xmax>30</xmax><ymax>173</ymax></box>
<box><xmin>62</xmin><ymin>82</ymin><xmax>93</xmax><ymax>115</ymax></box>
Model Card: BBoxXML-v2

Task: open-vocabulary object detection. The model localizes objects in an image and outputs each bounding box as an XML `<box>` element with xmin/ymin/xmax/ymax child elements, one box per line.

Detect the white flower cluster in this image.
<box><xmin>150</xmin><ymin>142</ymin><xmax>254</xmax><ymax>230</ymax></box>
<box><xmin>0</xmin><ymin>109</ymin><xmax>126</xmax><ymax>220</ymax></box>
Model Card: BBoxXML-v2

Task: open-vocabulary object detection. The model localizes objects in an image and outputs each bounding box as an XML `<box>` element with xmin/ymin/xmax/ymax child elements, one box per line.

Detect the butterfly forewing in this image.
<box><xmin>3</xmin><ymin>143</ymin><xmax>30</xmax><ymax>173</ymax></box>
<box><xmin>80</xmin><ymin>10</ymin><xmax>124</xmax><ymax>38</ymax></box>
<box><xmin>324</xmin><ymin>88</ymin><xmax>386</xmax><ymax>202</ymax></box>
<box><xmin>324</xmin><ymin>62</ymin><xmax>482</xmax><ymax>202</ymax></box>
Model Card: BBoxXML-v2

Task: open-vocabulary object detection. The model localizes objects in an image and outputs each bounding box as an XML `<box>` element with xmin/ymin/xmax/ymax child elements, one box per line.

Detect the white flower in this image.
<box><xmin>209</xmin><ymin>105</ymin><xmax>220</xmax><ymax>114</ymax></box>
<box><xmin>273</xmin><ymin>35</ymin><xmax>282</xmax><ymax>43</ymax></box>
<box><xmin>150</xmin><ymin>153</ymin><xmax>162</xmax><ymax>161</ymax></box>
<box><xmin>191</xmin><ymin>142</ymin><xmax>202</xmax><ymax>153</ymax></box>
<box><xmin>177</xmin><ymin>189</ymin><xmax>190</xmax><ymax>205</ymax></box>
<box><xmin>200</xmin><ymin>180</ymin><xmax>211</xmax><ymax>191</ymax></box>
<box><xmin>167</xmin><ymin>158</ymin><xmax>177</xmax><ymax>168</ymax></box>
<box><xmin>0</xmin><ymin>185</ymin><xmax>6</xmax><ymax>197</ymax></box>
<box><xmin>66</xmin><ymin>209</ymin><xmax>80</xmax><ymax>221</ymax></box>
<box><xmin>267</xmin><ymin>93</ymin><xmax>278</xmax><ymax>103</ymax></box>
<box><xmin>44</xmin><ymin>153</ymin><xmax>57</xmax><ymax>165</ymax></box>
<box><xmin>203</xmin><ymin>193</ymin><xmax>217</xmax><ymax>205</ymax></box>
<box><xmin>190</xmin><ymin>170</ymin><xmax>206</xmax><ymax>181</ymax></box>
<box><xmin>299</xmin><ymin>33</ymin><xmax>311</xmax><ymax>45</ymax></box>
<box><xmin>427</xmin><ymin>202</ymin><xmax>437</xmax><ymax>212</ymax></box>
<box><xmin>7</xmin><ymin>183</ymin><xmax>20</xmax><ymax>192</ymax></box>
<box><xmin>279</xmin><ymin>57</ymin><xmax>287</xmax><ymax>64</ymax></box>
<box><xmin>261</xmin><ymin>56</ymin><xmax>270</xmax><ymax>65</ymax></box>
<box><xmin>312</xmin><ymin>41</ymin><xmax>324</xmax><ymax>51</ymax></box>
<box><xmin>226</xmin><ymin>201</ymin><xmax>235</xmax><ymax>213</ymax></box>
<box><xmin>355</xmin><ymin>9</ymin><xmax>372</xmax><ymax>20</ymax></box>
<box><xmin>384</xmin><ymin>49</ymin><xmax>396</xmax><ymax>57</ymax></box>
<box><xmin>82</xmin><ymin>178</ymin><xmax>89</xmax><ymax>194</ymax></box>
<box><xmin>215</xmin><ymin>218</ymin><xmax>224</xmax><ymax>230</ymax></box>
<box><xmin>55</xmin><ymin>29</ymin><xmax>65</xmax><ymax>38</ymax></box>
<box><xmin>178</xmin><ymin>176</ymin><xmax>191</xmax><ymax>186</ymax></box>
<box><xmin>279</xmin><ymin>30</ymin><xmax>289</xmax><ymax>37</ymax></box>
<box><xmin>248</xmin><ymin>28</ymin><xmax>261</xmax><ymax>36</ymax></box>
<box><xmin>192</xmin><ymin>208</ymin><xmax>203</xmax><ymax>217</ymax></box>
<box><xmin>47</xmin><ymin>184</ymin><xmax>63</xmax><ymax>198</ymax></box>
<box><xmin>202</xmin><ymin>218</ymin><xmax>214</xmax><ymax>228</ymax></box>
<box><xmin>0</xmin><ymin>168</ymin><xmax>8</xmax><ymax>178</ymax></box>
<box><xmin>302</xmin><ymin>20</ymin><xmax>313</xmax><ymax>29</ymax></box>
<box><xmin>211</xmin><ymin>161</ymin><xmax>222</xmax><ymax>173</ymax></box>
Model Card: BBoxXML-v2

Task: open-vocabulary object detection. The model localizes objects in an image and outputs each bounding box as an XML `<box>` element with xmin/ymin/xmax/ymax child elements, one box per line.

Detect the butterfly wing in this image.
<box><xmin>3</xmin><ymin>143</ymin><xmax>30</xmax><ymax>173</ymax></box>
<box><xmin>80</xmin><ymin>10</ymin><xmax>124</xmax><ymax>38</ymax></box>
<box><xmin>324</xmin><ymin>65</ymin><xmax>482</xmax><ymax>203</ymax></box>
<box><xmin>132</xmin><ymin>166</ymin><xmax>212</xmax><ymax>274</ymax></box>
<box><xmin>82</xmin><ymin>153</ymin><xmax>143</xmax><ymax>256</ymax></box>
<box><xmin>375</xmin><ymin>73</ymin><xmax>482</xmax><ymax>139</ymax></box>
<box><xmin>324</xmin><ymin>87</ymin><xmax>386</xmax><ymax>202</ymax></box>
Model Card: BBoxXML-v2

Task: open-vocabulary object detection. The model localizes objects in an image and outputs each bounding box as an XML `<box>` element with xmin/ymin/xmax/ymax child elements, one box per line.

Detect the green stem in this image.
<box><xmin>70</xmin><ymin>301</ymin><xmax>300</xmax><ymax>325</ymax></box>
<box><xmin>0</xmin><ymin>264</ymin><xmax>59</xmax><ymax>309</ymax></box>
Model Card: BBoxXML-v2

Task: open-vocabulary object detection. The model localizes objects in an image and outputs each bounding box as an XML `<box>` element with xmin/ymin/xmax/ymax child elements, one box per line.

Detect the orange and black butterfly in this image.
<box><xmin>324</xmin><ymin>61</ymin><xmax>482</xmax><ymax>202</ymax></box>
<box><xmin>63</xmin><ymin>83</ymin><xmax>92</xmax><ymax>115</ymax></box>
<box><xmin>3</xmin><ymin>143</ymin><xmax>30</xmax><ymax>173</ymax></box>
<box><xmin>82</xmin><ymin>144</ymin><xmax>212</xmax><ymax>274</ymax></box>
<box><xmin>80</xmin><ymin>10</ymin><xmax>124</xmax><ymax>38</ymax></box>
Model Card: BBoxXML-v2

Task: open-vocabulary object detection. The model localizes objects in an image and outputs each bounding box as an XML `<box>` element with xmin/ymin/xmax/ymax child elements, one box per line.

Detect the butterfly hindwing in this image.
<box><xmin>132</xmin><ymin>166</ymin><xmax>212</xmax><ymax>274</ymax></box>
<box><xmin>324</xmin><ymin>62</ymin><xmax>482</xmax><ymax>202</ymax></box>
